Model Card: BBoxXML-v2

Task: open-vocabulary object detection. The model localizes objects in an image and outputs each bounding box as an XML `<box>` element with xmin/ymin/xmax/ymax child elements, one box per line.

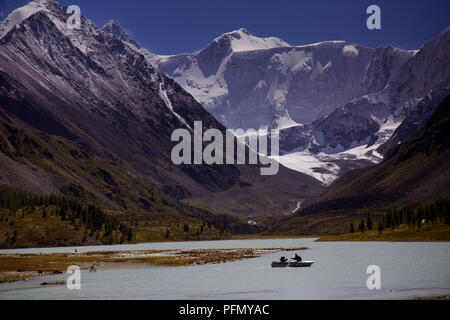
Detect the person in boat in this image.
<box><xmin>291</xmin><ymin>253</ymin><xmax>302</xmax><ymax>262</ymax></box>
<box><xmin>280</xmin><ymin>256</ymin><xmax>288</xmax><ymax>263</ymax></box>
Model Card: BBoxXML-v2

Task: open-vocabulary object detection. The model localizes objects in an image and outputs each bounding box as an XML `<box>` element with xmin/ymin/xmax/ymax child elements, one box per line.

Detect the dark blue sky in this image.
<box><xmin>2</xmin><ymin>0</ymin><xmax>449</xmax><ymax>54</ymax></box>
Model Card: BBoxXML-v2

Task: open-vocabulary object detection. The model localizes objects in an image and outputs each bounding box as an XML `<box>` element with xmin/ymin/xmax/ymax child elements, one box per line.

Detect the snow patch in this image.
<box><xmin>270</xmin><ymin>49</ymin><xmax>313</xmax><ymax>74</ymax></box>
<box><xmin>342</xmin><ymin>44</ymin><xmax>359</xmax><ymax>57</ymax></box>
<box><xmin>274</xmin><ymin>113</ymin><xmax>299</xmax><ymax>130</ymax></box>
<box><xmin>274</xmin><ymin>141</ymin><xmax>384</xmax><ymax>185</ymax></box>
<box><xmin>274</xmin><ymin>151</ymin><xmax>341</xmax><ymax>185</ymax></box>
<box><xmin>159</xmin><ymin>84</ymin><xmax>191</xmax><ymax>129</ymax></box>
<box><xmin>175</xmin><ymin>62</ymin><xmax>228</xmax><ymax>108</ymax></box>
<box><xmin>254</xmin><ymin>80</ymin><xmax>267</xmax><ymax>90</ymax></box>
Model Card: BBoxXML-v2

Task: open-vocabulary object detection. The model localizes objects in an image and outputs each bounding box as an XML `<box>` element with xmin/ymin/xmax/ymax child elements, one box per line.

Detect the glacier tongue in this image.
<box><xmin>273</xmin><ymin>117</ymin><xmax>399</xmax><ymax>185</ymax></box>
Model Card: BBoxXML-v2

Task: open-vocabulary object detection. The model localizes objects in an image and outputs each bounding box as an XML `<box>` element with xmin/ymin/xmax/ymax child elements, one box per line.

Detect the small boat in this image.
<box><xmin>271</xmin><ymin>261</ymin><xmax>314</xmax><ymax>268</ymax></box>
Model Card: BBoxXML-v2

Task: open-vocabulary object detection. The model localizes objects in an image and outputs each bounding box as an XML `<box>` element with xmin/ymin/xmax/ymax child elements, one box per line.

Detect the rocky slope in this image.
<box><xmin>267</xmin><ymin>94</ymin><xmax>450</xmax><ymax>234</ymax></box>
<box><xmin>0</xmin><ymin>0</ymin><xmax>324</xmax><ymax>220</ymax></box>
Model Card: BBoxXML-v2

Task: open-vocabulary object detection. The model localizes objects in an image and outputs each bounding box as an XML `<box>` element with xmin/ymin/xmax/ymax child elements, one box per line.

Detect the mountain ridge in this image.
<box><xmin>139</xmin><ymin>27</ymin><xmax>449</xmax><ymax>184</ymax></box>
<box><xmin>0</xmin><ymin>0</ymin><xmax>324</xmax><ymax>220</ymax></box>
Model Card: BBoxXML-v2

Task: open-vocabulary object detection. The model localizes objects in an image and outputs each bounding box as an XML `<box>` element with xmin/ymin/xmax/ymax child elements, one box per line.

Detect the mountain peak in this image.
<box><xmin>211</xmin><ymin>28</ymin><xmax>289</xmax><ymax>53</ymax></box>
<box><xmin>103</xmin><ymin>19</ymin><xmax>118</xmax><ymax>28</ymax></box>
<box><xmin>102</xmin><ymin>20</ymin><xmax>140</xmax><ymax>48</ymax></box>
<box><xmin>223</xmin><ymin>28</ymin><xmax>251</xmax><ymax>37</ymax></box>
<box><xmin>237</xmin><ymin>27</ymin><xmax>250</xmax><ymax>34</ymax></box>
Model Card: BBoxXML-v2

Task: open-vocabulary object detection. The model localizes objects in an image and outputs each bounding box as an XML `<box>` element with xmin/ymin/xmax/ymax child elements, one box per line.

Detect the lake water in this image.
<box><xmin>0</xmin><ymin>238</ymin><xmax>449</xmax><ymax>300</ymax></box>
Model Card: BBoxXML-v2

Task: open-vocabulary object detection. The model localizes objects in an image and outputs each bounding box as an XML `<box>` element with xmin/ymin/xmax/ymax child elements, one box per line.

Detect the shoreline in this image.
<box><xmin>0</xmin><ymin>247</ymin><xmax>307</xmax><ymax>283</ymax></box>
<box><xmin>2</xmin><ymin>231</ymin><xmax>449</xmax><ymax>255</ymax></box>
<box><xmin>414</xmin><ymin>295</ymin><xmax>450</xmax><ymax>300</ymax></box>
<box><xmin>316</xmin><ymin>224</ymin><xmax>450</xmax><ymax>242</ymax></box>
<box><xmin>0</xmin><ymin>236</ymin><xmax>315</xmax><ymax>252</ymax></box>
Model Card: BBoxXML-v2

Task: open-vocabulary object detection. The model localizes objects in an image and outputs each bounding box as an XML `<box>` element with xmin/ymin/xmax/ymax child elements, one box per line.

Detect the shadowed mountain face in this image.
<box><xmin>309</xmin><ymin>95</ymin><xmax>450</xmax><ymax>210</ymax></box>
<box><xmin>0</xmin><ymin>0</ymin><xmax>324</xmax><ymax>218</ymax></box>
<box><xmin>268</xmin><ymin>95</ymin><xmax>450</xmax><ymax>234</ymax></box>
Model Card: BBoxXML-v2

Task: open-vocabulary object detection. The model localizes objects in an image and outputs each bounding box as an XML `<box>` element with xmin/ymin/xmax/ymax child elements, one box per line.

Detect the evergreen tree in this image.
<box><xmin>386</xmin><ymin>209</ymin><xmax>392</xmax><ymax>228</ymax></box>
<box><xmin>0</xmin><ymin>185</ymin><xmax>134</xmax><ymax>245</ymax></box>
<box><xmin>406</xmin><ymin>207</ymin><xmax>412</xmax><ymax>225</ymax></box>
<box><xmin>10</xmin><ymin>230</ymin><xmax>17</xmax><ymax>245</ymax></box>
<box><xmin>359</xmin><ymin>219</ymin><xmax>365</xmax><ymax>233</ymax></box>
<box><xmin>377</xmin><ymin>221</ymin><xmax>383</xmax><ymax>234</ymax></box>
<box><xmin>392</xmin><ymin>209</ymin><xmax>399</xmax><ymax>228</ymax></box>
<box><xmin>367</xmin><ymin>214</ymin><xmax>373</xmax><ymax>231</ymax></box>
<box><xmin>445</xmin><ymin>203</ymin><xmax>450</xmax><ymax>225</ymax></box>
<box><xmin>417</xmin><ymin>207</ymin><xmax>424</xmax><ymax>223</ymax></box>
<box><xmin>60</xmin><ymin>207</ymin><xmax>66</xmax><ymax>221</ymax></box>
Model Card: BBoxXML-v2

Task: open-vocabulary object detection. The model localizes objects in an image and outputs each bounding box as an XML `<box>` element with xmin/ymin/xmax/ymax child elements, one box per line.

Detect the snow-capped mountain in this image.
<box><xmin>0</xmin><ymin>0</ymin><xmax>324</xmax><ymax>216</ymax></box>
<box><xmin>204</xmin><ymin>28</ymin><xmax>290</xmax><ymax>53</ymax></box>
<box><xmin>359</xmin><ymin>46</ymin><xmax>417</xmax><ymax>96</ymax></box>
<box><xmin>108</xmin><ymin>22</ymin><xmax>450</xmax><ymax>185</ymax></box>
<box><xmin>272</xmin><ymin>30</ymin><xmax>449</xmax><ymax>183</ymax></box>
<box><xmin>3</xmin><ymin>0</ymin><xmax>447</xmax><ymax>188</ymax></box>
<box><xmin>377</xmin><ymin>84</ymin><xmax>450</xmax><ymax>155</ymax></box>
<box><xmin>145</xmin><ymin>28</ymin><xmax>449</xmax><ymax>184</ymax></box>
<box><xmin>149</xmin><ymin>31</ymin><xmax>416</xmax><ymax>131</ymax></box>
